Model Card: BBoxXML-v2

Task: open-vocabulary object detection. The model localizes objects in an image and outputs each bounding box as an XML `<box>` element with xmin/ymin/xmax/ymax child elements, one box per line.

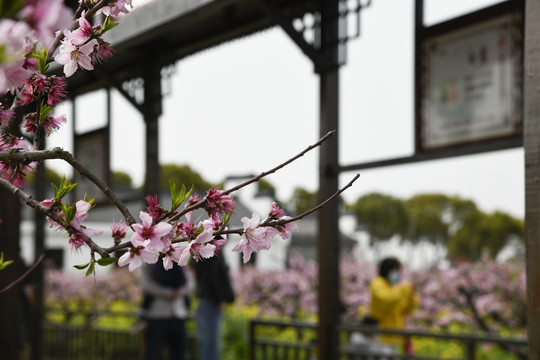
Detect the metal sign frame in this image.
<box><xmin>415</xmin><ymin>0</ymin><xmax>524</xmax><ymax>154</ymax></box>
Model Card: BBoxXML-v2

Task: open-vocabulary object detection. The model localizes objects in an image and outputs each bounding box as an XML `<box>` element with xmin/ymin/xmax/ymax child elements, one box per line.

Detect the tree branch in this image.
<box><xmin>0</xmin><ymin>147</ymin><xmax>136</xmax><ymax>225</ymax></box>
<box><xmin>222</xmin><ymin>130</ymin><xmax>336</xmax><ymax>195</ymax></box>
<box><xmin>168</xmin><ymin>131</ymin><xmax>337</xmax><ymax>224</ymax></box>
<box><xmin>0</xmin><ymin>254</ymin><xmax>45</xmax><ymax>294</ymax></box>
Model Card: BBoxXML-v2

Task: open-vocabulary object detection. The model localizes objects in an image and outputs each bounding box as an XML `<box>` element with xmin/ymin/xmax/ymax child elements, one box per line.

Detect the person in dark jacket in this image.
<box><xmin>141</xmin><ymin>259</ymin><xmax>193</xmax><ymax>360</ymax></box>
<box><xmin>192</xmin><ymin>251</ymin><xmax>235</xmax><ymax>360</ymax></box>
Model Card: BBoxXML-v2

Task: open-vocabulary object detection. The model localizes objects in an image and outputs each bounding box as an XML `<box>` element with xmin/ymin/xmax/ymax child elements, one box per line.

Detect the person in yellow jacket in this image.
<box><xmin>368</xmin><ymin>257</ymin><xmax>418</xmax><ymax>351</ymax></box>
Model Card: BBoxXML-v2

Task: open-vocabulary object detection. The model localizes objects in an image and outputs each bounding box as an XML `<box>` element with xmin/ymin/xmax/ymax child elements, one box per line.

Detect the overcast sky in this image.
<box><xmin>49</xmin><ymin>0</ymin><xmax>524</xmax><ymax>218</ymax></box>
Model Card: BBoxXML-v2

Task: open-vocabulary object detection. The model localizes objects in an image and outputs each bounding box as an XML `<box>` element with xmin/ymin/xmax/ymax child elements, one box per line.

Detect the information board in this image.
<box><xmin>421</xmin><ymin>12</ymin><xmax>522</xmax><ymax>150</ymax></box>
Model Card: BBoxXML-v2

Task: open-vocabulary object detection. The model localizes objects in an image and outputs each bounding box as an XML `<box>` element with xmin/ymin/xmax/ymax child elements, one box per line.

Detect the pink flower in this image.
<box><xmin>266</xmin><ymin>218</ymin><xmax>299</xmax><ymax>240</ymax></box>
<box><xmin>70</xmin><ymin>200</ymin><xmax>103</xmax><ymax>240</ymax></box>
<box><xmin>186</xmin><ymin>193</ymin><xmax>200</xmax><ymax>207</ymax></box>
<box><xmin>145</xmin><ymin>195</ymin><xmax>164</xmax><ymax>221</ymax></box>
<box><xmin>111</xmin><ymin>220</ymin><xmax>127</xmax><ymax>242</ymax></box>
<box><xmin>20</xmin><ymin>0</ymin><xmax>73</xmax><ymax>46</ymax></box>
<box><xmin>68</xmin><ymin>232</ymin><xmax>88</xmax><ymax>251</ymax></box>
<box><xmin>131</xmin><ymin>211</ymin><xmax>173</xmax><ymax>252</ymax></box>
<box><xmin>65</xmin><ymin>12</ymin><xmax>96</xmax><ymax>45</ymax></box>
<box><xmin>0</xmin><ymin>137</ymin><xmax>34</xmax><ymax>188</ymax></box>
<box><xmin>24</xmin><ymin>113</ymin><xmax>66</xmax><ymax>135</ymax></box>
<box><xmin>162</xmin><ymin>244</ymin><xmax>183</xmax><ymax>270</ymax></box>
<box><xmin>205</xmin><ymin>188</ymin><xmax>235</xmax><ymax>220</ymax></box>
<box><xmin>178</xmin><ymin>228</ymin><xmax>216</xmax><ymax>266</ymax></box>
<box><xmin>0</xmin><ymin>20</ymin><xmax>37</xmax><ymax>94</ymax></box>
<box><xmin>41</xmin><ymin>198</ymin><xmax>63</xmax><ymax>230</ymax></box>
<box><xmin>54</xmin><ymin>39</ymin><xmax>96</xmax><ymax>77</ymax></box>
<box><xmin>118</xmin><ymin>239</ymin><xmax>159</xmax><ymax>272</ymax></box>
<box><xmin>231</xmin><ymin>213</ymin><xmax>270</xmax><ymax>263</ymax></box>
<box><xmin>268</xmin><ymin>202</ymin><xmax>285</xmax><ymax>219</ymax></box>
<box><xmin>202</xmin><ymin>217</ymin><xmax>228</xmax><ymax>252</ymax></box>
<box><xmin>19</xmin><ymin>75</ymin><xmax>67</xmax><ymax>107</ymax></box>
<box><xmin>92</xmin><ymin>39</ymin><xmax>114</xmax><ymax>65</ymax></box>
<box><xmin>97</xmin><ymin>0</ymin><xmax>133</xmax><ymax>17</ymax></box>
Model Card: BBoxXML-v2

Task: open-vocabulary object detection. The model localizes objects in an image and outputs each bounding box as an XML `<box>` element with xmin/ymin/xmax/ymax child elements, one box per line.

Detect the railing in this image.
<box><xmin>43</xmin><ymin>308</ymin><xmax>199</xmax><ymax>360</ymax></box>
<box><xmin>249</xmin><ymin>319</ymin><xmax>528</xmax><ymax>360</ymax></box>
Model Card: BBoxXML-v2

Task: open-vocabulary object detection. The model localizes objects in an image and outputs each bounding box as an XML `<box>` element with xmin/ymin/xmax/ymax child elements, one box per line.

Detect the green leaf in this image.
<box><xmin>0</xmin><ymin>260</ymin><xmax>13</xmax><ymax>271</ymax></box>
<box><xmin>185</xmin><ymin>185</ymin><xmax>194</xmax><ymax>201</ymax></box>
<box><xmin>73</xmin><ymin>262</ymin><xmax>90</xmax><ymax>270</ymax></box>
<box><xmin>170</xmin><ymin>181</ymin><xmax>181</xmax><ymax>211</ymax></box>
<box><xmin>61</xmin><ymin>203</ymin><xmax>73</xmax><ymax>223</ymax></box>
<box><xmin>84</xmin><ymin>261</ymin><xmax>95</xmax><ymax>277</ymax></box>
<box><xmin>100</xmin><ymin>16</ymin><xmax>119</xmax><ymax>34</ymax></box>
<box><xmin>222</xmin><ymin>213</ymin><xmax>231</xmax><ymax>226</ymax></box>
<box><xmin>97</xmin><ymin>257</ymin><xmax>118</xmax><ymax>266</ymax></box>
<box><xmin>31</xmin><ymin>47</ymin><xmax>49</xmax><ymax>74</ymax></box>
<box><xmin>52</xmin><ymin>183</ymin><xmax>59</xmax><ymax>198</ymax></box>
<box><xmin>83</xmin><ymin>194</ymin><xmax>96</xmax><ymax>207</ymax></box>
<box><xmin>54</xmin><ymin>177</ymin><xmax>77</xmax><ymax>200</ymax></box>
<box><xmin>38</xmin><ymin>102</ymin><xmax>53</xmax><ymax>124</ymax></box>
<box><xmin>0</xmin><ymin>253</ymin><xmax>13</xmax><ymax>271</ymax></box>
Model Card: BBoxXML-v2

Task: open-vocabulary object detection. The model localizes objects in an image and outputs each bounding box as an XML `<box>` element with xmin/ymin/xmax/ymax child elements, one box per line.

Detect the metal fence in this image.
<box><xmin>42</xmin><ymin>309</ymin><xmax>199</xmax><ymax>360</ymax></box>
<box><xmin>249</xmin><ymin>319</ymin><xmax>528</xmax><ymax>360</ymax></box>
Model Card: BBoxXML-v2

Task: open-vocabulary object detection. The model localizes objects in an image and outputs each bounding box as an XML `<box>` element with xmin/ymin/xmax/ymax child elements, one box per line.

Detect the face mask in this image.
<box><xmin>388</xmin><ymin>271</ymin><xmax>401</xmax><ymax>284</ymax></box>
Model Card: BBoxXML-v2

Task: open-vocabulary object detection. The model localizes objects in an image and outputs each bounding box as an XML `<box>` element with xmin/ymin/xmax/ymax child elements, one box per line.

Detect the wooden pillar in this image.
<box><xmin>317</xmin><ymin>0</ymin><xmax>340</xmax><ymax>358</ymax></box>
<box><xmin>0</xmin><ymin>188</ymin><xmax>24</xmax><ymax>359</ymax></box>
<box><xmin>524</xmin><ymin>0</ymin><xmax>540</xmax><ymax>358</ymax></box>
<box><xmin>30</xmin><ymin>129</ymin><xmax>46</xmax><ymax>360</ymax></box>
<box><xmin>143</xmin><ymin>60</ymin><xmax>162</xmax><ymax>198</ymax></box>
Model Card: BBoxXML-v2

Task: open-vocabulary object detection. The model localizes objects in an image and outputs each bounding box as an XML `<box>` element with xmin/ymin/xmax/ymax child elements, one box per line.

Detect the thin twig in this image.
<box><xmin>0</xmin><ymin>147</ymin><xmax>136</xmax><ymax>225</ymax></box>
<box><xmin>217</xmin><ymin>173</ymin><xmax>361</xmax><ymax>234</ymax></box>
<box><xmin>223</xmin><ymin>130</ymin><xmax>336</xmax><ymax>195</ymax></box>
<box><xmin>0</xmin><ymin>176</ymin><xmax>108</xmax><ymax>256</ymax></box>
<box><xmin>273</xmin><ymin>173</ymin><xmax>360</xmax><ymax>225</ymax></box>
<box><xmin>168</xmin><ymin>130</ymin><xmax>337</xmax><ymax>224</ymax></box>
<box><xmin>0</xmin><ymin>254</ymin><xmax>45</xmax><ymax>295</ymax></box>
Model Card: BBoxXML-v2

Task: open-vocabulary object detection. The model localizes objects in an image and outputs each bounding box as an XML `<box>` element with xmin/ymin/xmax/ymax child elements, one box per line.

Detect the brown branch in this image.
<box><xmin>0</xmin><ymin>147</ymin><xmax>136</xmax><ymax>225</ymax></box>
<box><xmin>270</xmin><ymin>173</ymin><xmax>360</xmax><ymax>226</ymax></box>
<box><xmin>216</xmin><ymin>173</ymin><xmax>360</xmax><ymax>234</ymax></box>
<box><xmin>167</xmin><ymin>130</ymin><xmax>337</xmax><ymax>224</ymax></box>
<box><xmin>223</xmin><ymin>130</ymin><xmax>336</xmax><ymax>196</ymax></box>
<box><xmin>0</xmin><ymin>177</ymin><xmax>58</xmax><ymax>216</ymax></box>
<box><xmin>0</xmin><ymin>176</ymin><xmax>108</xmax><ymax>256</ymax></box>
<box><xmin>0</xmin><ymin>254</ymin><xmax>45</xmax><ymax>294</ymax></box>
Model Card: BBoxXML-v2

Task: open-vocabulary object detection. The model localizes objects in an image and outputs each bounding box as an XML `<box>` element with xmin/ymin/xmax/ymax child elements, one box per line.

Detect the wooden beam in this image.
<box><xmin>524</xmin><ymin>0</ymin><xmax>540</xmax><ymax>358</ymax></box>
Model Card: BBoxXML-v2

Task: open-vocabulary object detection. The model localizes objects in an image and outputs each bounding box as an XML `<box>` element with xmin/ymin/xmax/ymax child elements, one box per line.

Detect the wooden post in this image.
<box><xmin>318</xmin><ymin>0</ymin><xmax>340</xmax><ymax>358</ymax></box>
<box><xmin>524</xmin><ymin>0</ymin><xmax>540</xmax><ymax>358</ymax></box>
<box><xmin>0</xmin><ymin>189</ymin><xmax>23</xmax><ymax>359</ymax></box>
<box><xmin>143</xmin><ymin>59</ymin><xmax>162</xmax><ymax>198</ymax></box>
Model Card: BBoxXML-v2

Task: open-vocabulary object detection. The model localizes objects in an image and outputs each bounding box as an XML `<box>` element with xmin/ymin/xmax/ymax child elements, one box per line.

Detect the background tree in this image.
<box><xmin>448</xmin><ymin>210</ymin><xmax>524</xmax><ymax>260</ymax></box>
<box><xmin>258</xmin><ymin>178</ymin><xmax>276</xmax><ymax>197</ymax></box>
<box><xmin>347</xmin><ymin>192</ymin><xmax>408</xmax><ymax>244</ymax></box>
<box><xmin>159</xmin><ymin>163</ymin><xmax>213</xmax><ymax>191</ymax></box>
<box><xmin>290</xmin><ymin>187</ymin><xmax>318</xmax><ymax>214</ymax></box>
<box><xmin>404</xmin><ymin>193</ymin><xmax>454</xmax><ymax>246</ymax></box>
<box><xmin>111</xmin><ymin>170</ymin><xmax>133</xmax><ymax>189</ymax></box>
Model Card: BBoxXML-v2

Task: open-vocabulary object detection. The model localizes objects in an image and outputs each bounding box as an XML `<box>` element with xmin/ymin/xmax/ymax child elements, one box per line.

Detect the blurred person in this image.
<box><xmin>193</xmin><ymin>251</ymin><xmax>235</xmax><ymax>360</ymax></box>
<box><xmin>368</xmin><ymin>257</ymin><xmax>418</xmax><ymax>353</ymax></box>
<box><xmin>349</xmin><ymin>316</ymin><xmax>395</xmax><ymax>360</ymax></box>
<box><xmin>141</xmin><ymin>258</ymin><xmax>193</xmax><ymax>360</ymax></box>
